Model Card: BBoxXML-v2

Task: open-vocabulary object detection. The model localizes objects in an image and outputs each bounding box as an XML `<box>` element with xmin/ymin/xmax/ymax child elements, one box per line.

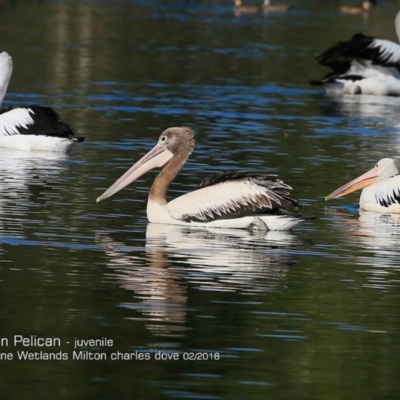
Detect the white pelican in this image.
<box><xmin>339</xmin><ymin>0</ymin><xmax>375</xmax><ymax>15</ymax></box>
<box><xmin>326</xmin><ymin>158</ymin><xmax>400</xmax><ymax>213</ymax></box>
<box><xmin>0</xmin><ymin>51</ymin><xmax>84</xmax><ymax>152</ymax></box>
<box><xmin>97</xmin><ymin>127</ymin><xmax>303</xmax><ymax>231</ymax></box>
<box><xmin>312</xmin><ymin>11</ymin><xmax>400</xmax><ymax>96</ymax></box>
<box><xmin>262</xmin><ymin>0</ymin><xmax>291</xmax><ymax>12</ymax></box>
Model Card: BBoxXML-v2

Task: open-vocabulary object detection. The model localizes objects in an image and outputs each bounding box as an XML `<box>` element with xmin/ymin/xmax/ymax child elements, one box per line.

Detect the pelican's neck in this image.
<box><xmin>149</xmin><ymin>150</ymin><xmax>188</xmax><ymax>206</ymax></box>
<box><xmin>395</xmin><ymin>11</ymin><xmax>400</xmax><ymax>42</ymax></box>
<box><xmin>263</xmin><ymin>0</ymin><xmax>270</xmax><ymax>5</ymax></box>
<box><xmin>0</xmin><ymin>53</ymin><xmax>12</xmax><ymax>107</ymax></box>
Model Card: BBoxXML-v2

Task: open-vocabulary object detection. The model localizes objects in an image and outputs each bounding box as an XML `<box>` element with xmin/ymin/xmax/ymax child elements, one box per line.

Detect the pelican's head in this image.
<box><xmin>96</xmin><ymin>127</ymin><xmax>195</xmax><ymax>203</ymax></box>
<box><xmin>325</xmin><ymin>158</ymin><xmax>400</xmax><ymax>201</ymax></box>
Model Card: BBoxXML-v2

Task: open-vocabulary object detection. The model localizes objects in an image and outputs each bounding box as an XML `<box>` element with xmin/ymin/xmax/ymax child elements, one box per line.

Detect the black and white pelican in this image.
<box><xmin>97</xmin><ymin>127</ymin><xmax>303</xmax><ymax>231</ymax></box>
<box><xmin>312</xmin><ymin>11</ymin><xmax>400</xmax><ymax>96</ymax></box>
<box><xmin>0</xmin><ymin>51</ymin><xmax>84</xmax><ymax>152</ymax></box>
<box><xmin>326</xmin><ymin>158</ymin><xmax>400</xmax><ymax>213</ymax></box>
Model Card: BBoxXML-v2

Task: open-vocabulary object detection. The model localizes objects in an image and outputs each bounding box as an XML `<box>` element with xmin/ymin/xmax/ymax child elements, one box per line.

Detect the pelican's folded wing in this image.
<box><xmin>167</xmin><ymin>172</ymin><xmax>300</xmax><ymax>223</ymax></box>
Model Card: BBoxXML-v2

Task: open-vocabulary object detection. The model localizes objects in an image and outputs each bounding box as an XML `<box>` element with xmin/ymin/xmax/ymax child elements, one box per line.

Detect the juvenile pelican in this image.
<box><xmin>97</xmin><ymin>127</ymin><xmax>303</xmax><ymax>231</ymax></box>
<box><xmin>326</xmin><ymin>158</ymin><xmax>400</xmax><ymax>213</ymax></box>
<box><xmin>312</xmin><ymin>11</ymin><xmax>400</xmax><ymax>96</ymax></box>
<box><xmin>0</xmin><ymin>51</ymin><xmax>84</xmax><ymax>152</ymax></box>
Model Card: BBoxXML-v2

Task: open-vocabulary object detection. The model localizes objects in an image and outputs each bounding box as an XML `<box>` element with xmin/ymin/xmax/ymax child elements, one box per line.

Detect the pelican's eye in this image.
<box><xmin>160</xmin><ymin>135</ymin><xmax>167</xmax><ymax>143</ymax></box>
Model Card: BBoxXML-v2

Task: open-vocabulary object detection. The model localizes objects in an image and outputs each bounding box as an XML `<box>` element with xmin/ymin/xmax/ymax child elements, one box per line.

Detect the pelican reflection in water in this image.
<box><xmin>96</xmin><ymin>223</ymin><xmax>296</xmax><ymax>336</ymax></box>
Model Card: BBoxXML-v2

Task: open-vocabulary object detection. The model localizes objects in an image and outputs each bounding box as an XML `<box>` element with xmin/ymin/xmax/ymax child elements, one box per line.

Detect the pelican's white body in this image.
<box><xmin>0</xmin><ymin>107</ymin><xmax>74</xmax><ymax>152</ymax></box>
<box><xmin>147</xmin><ymin>199</ymin><xmax>300</xmax><ymax>230</ymax></box>
<box><xmin>359</xmin><ymin>175</ymin><xmax>400</xmax><ymax>213</ymax></box>
<box><xmin>147</xmin><ymin>177</ymin><xmax>302</xmax><ymax>230</ymax></box>
<box><xmin>324</xmin><ymin>64</ymin><xmax>400</xmax><ymax>96</ymax></box>
<box><xmin>318</xmin><ymin>13</ymin><xmax>400</xmax><ymax>96</ymax></box>
<box><xmin>0</xmin><ymin>51</ymin><xmax>82</xmax><ymax>152</ymax></box>
<box><xmin>0</xmin><ymin>132</ymin><xmax>75</xmax><ymax>152</ymax></box>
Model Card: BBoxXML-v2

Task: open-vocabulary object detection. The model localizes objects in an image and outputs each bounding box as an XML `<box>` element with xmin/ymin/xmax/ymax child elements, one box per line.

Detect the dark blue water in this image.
<box><xmin>1</xmin><ymin>0</ymin><xmax>400</xmax><ymax>399</ymax></box>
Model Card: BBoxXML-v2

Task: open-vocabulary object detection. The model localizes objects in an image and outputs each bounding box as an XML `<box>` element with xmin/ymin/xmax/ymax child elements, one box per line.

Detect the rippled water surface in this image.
<box><xmin>1</xmin><ymin>0</ymin><xmax>400</xmax><ymax>399</ymax></box>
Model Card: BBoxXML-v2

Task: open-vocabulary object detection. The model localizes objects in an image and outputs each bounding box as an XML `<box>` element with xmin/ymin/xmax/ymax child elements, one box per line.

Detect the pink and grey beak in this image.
<box><xmin>325</xmin><ymin>167</ymin><xmax>379</xmax><ymax>201</ymax></box>
<box><xmin>96</xmin><ymin>143</ymin><xmax>174</xmax><ymax>203</ymax></box>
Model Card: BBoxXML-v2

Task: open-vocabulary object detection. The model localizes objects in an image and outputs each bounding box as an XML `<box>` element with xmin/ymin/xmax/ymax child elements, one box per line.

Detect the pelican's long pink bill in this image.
<box><xmin>325</xmin><ymin>167</ymin><xmax>379</xmax><ymax>200</ymax></box>
<box><xmin>96</xmin><ymin>143</ymin><xmax>174</xmax><ymax>203</ymax></box>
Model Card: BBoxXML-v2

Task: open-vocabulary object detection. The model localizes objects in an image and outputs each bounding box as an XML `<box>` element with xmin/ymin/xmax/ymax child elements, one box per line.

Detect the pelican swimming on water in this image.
<box><xmin>326</xmin><ymin>158</ymin><xmax>400</xmax><ymax>213</ymax></box>
<box><xmin>312</xmin><ymin>11</ymin><xmax>400</xmax><ymax>96</ymax></box>
<box><xmin>97</xmin><ymin>127</ymin><xmax>303</xmax><ymax>231</ymax></box>
<box><xmin>0</xmin><ymin>51</ymin><xmax>84</xmax><ymax>152</ymax></box>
